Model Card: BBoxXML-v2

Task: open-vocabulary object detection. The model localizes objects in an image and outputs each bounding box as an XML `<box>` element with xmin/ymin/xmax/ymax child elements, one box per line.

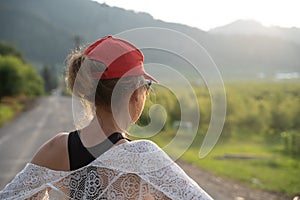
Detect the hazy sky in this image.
<box><xmin>95</xmin><ymin>0</ymin><xmax>300</xmax><ymax>31</ymax></box>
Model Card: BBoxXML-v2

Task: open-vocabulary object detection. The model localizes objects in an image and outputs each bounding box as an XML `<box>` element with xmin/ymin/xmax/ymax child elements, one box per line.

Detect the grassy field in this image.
<box><xmin>150</xmin><ymin>132</ymin><xmax>300</xmax><ymax>197</ymax></box>
<box><xmin>136</xmin><ymin>81</ymin><xmax>300</xmax><ymax>197</ymax></box>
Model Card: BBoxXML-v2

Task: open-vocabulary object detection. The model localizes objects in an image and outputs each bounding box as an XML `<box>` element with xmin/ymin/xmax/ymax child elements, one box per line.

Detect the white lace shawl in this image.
<box><xmin>0</xmin><ymin>140</ymin><xmax>213</xmax><ymax>200</ymax></box>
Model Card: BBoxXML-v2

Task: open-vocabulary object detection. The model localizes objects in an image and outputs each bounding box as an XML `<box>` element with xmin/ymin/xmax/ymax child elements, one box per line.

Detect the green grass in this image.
<box><xmin>149</xmin><ymin>131</ymin><xmax>300</xmax><ymax>197</ymax></box>
<box><xmin>0</xmin><ymin>104</ymin><xmax>14</xmax><ymax>126</ymax></box>
<box><xmin>0</xmin><ymin>96</ymin><xmax>24</xmax><ymax>127</ymax></box>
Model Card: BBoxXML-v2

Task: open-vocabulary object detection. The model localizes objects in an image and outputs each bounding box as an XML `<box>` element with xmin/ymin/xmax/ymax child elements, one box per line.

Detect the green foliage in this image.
<box><xmin>140</xmin><ymin>81</ymin><xmax>300</xmax><ymax>156</ymax></box>
<box><xmin>180</xmin><ymin>141</ymin><xmax>300</xmax><ymax>197</ymax></box>
<box><xmin>0</xmin><ymin>55</ymin><xmax>44</xmax><ymax>99</ymax></box>
<box><xmin>0</xmin><ymin>104</ymin><xmax>14</xmax><ymax>126</ymax></box>
<box><xmin>221</xmin><ymin>81</ymin><xmax>300</xmax><ymax>136</ymax></box>
<box><xmin>0</xmin><ymin>41</ymin><xmax>24</xmax><ymax>61</ymax></box>
<box><xmin>0</xmin><ymin>56</ymin><xmax>24</xmax><ymax>97</ymax></box>
<box><xmin>281</xmin><ymin>131</ymin><xmax>300</xmax><ymax>156</ymax></box>
<box><xmin>138</xmin><ymin>85</ymin><xmax>181</xmax><ymax>130</ymax></box>
<box><xmin>0</xmin><ymin>43</ymin><xmax>44</xmax><ymax>126</ymax></box>
<box><xmin>0</xmin><ymin>96</ymin><xmax>24</xmax><ymax>127</ymax></box>
<box><xmin>21</xmin><ymin>63</ymin><xmax>44</xmax><ymax>96</ymax></box>
<box><xmin>151</xmin><ymin>129</ymin><xmax>299</xmax><ymax>197</ymax></box>
<box><xmin>146</xmin><ymin>81</ymin><xmax>300</xmax><ymax>196</ymax></box>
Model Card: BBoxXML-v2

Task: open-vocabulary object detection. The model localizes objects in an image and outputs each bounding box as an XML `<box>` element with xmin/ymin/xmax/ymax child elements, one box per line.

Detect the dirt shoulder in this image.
<box><xmin>176</xmin><ymin>160</ymin><xmax>289</xmax><ymax>200</ymax></box>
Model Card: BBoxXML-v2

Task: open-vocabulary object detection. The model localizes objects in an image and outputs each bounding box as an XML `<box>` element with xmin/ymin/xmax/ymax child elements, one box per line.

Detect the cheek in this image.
<box><xmin>139</xmin><ymin>92</ymin><xmax>147</xmax><ymax>112</ymax></box>
<box><xmin>130</xmin><ymin>93</ymin><xmax>146</xmax><ymax>123</ymax></box>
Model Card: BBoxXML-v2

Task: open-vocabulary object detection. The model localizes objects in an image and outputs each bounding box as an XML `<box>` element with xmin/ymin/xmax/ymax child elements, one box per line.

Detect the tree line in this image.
<box><xmin>140</xmin><ymin>81</ymin><xmax>300</xmax><ymax>156</ymax></box>
<box><xmin>0</xmin><ymin>41</ymin><xmax>59</xmax><ymax>100</ymax></box>
<box><xmin>0</xmin><ymin>42</ymin><xmax>45</xmax><ymax>99</ymax></box>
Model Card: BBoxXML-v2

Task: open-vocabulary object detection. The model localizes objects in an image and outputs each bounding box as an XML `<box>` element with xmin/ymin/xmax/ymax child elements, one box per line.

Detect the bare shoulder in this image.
<box><xmin>31</xmin><ymin>132</ymin><xmax>70</xmax><ymax>171</ymax></box>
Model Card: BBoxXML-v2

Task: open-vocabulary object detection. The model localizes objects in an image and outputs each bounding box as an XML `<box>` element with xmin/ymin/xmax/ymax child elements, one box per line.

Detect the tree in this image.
<box><xmin>0</xmin><ymin>56</ymin><xmax>44</xmax><ymax>99</ymax></box>
<box><xmin>41</xmin><ymin>65</ymin><xmax>58</xmax><ymax>93</ymax></box>
<box><xmin>0</xmin><ymin>41</ymin><xmax>24</xmax><ymax>62</ymax></box>
<box><xmin>0</xmin><ymin>56</ymin><xmax>23</xmax><ymax>98</ymax></box>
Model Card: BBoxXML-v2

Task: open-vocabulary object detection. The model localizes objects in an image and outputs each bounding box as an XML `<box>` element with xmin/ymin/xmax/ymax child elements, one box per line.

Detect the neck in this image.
<box><xmin>79</xmin><ymin>108</ymin><xmax>130</xmax><ymax>147</ymax></box>
<box><xmin>97</xmin><ymin>107</ymin><xmax>131</xmax><ymax>133</ymax></box>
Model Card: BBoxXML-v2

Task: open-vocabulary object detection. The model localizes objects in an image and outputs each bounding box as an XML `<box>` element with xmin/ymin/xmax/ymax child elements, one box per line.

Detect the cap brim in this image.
<box><xmin>143</xmin><ymin>73</ymin><xmax>158</xmax><ymax>83</ymax></box>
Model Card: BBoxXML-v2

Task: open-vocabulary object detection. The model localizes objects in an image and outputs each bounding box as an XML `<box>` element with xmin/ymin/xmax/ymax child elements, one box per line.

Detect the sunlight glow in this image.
<box><xmin>95</xmin><ymin>0</ymin><xmax>300</xmax><ymax>30</ymax></box>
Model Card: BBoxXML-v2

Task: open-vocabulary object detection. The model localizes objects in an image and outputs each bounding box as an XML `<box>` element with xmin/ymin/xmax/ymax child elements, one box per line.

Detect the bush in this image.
<box><xmin>281</xmin><ymin>131</ymin><xmax>300</xmax><ymax>156</ymax></box>
<box><xmin>0</xmin><ymin>55</ymin><xmax>44</xmax><ymax>99</ymax></box>
<box><xmin>0</xmin><ymin>41</ymin><xmax>24</xmax><ymax>61</ymax></box>
<box><xmin>0</xmin><ymin>56</ymin><xmax>23</xmax><ymax>97</ymax></box>
<box><xmin>139</xmin><ymin>81</ymin><xmax>300</xmax><ymax>146</ymax></box>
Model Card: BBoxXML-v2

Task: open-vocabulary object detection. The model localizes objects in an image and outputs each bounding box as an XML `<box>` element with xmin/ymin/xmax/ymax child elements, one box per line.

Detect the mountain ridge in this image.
<box><xmin>1</xmin><ymin>0</ymin><xmax>299</xmax><ymax>80</ymax></box>
<box><xmin>209</xmin><ymin>19</ymin><xmax>300</xmax><ymax>44</ymax></box>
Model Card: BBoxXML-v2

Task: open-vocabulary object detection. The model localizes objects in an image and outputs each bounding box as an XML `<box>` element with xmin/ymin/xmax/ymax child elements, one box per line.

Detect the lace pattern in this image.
<box><xmin>0</xmin><ymin>140</ymin><xmax>213</xmax><ymax>200</ymax></box>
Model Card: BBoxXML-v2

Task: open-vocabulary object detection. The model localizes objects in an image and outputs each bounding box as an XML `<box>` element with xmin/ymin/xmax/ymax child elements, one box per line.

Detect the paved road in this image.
<box><xmin>0</xmin><ymin>95</ymin><xmax>75</xmax><ymax>189</ymax></box>
<box><xmin>0</xmin><ymin>95</ymin><xmax>287</xmax><ymax>200</ymax></box>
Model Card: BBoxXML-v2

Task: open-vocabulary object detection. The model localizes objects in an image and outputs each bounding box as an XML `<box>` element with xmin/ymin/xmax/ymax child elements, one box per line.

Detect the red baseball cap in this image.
<box><xmin>84</xmin><ymin>36</ymin><xmax>157</xmax><ymax>83</ymax></box>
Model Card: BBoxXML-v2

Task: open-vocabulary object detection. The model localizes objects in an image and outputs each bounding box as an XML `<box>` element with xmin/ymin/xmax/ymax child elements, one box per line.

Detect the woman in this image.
<box><xmin>0</xmin><ymin>36</ymin><xmax>213</xmax><ymax>199</ymax></box>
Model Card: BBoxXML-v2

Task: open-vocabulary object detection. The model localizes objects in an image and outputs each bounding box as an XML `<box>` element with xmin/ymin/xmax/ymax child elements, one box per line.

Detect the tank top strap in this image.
<box><xmin>68</xmin><ymin>130</ymin><xmax>130</xmax><ymax>170</ymax></box>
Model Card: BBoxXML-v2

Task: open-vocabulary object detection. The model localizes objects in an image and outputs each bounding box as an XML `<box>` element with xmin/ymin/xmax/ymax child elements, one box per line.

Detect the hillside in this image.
<box><xmin>1</xmin><ymin>0</ymin><xmax>300</xmax><ymax>80</ymax></box>
<box><xmin>209</xmin><ymin>19</ymin><xmax>300</xmax><ymax>44</ymax></box>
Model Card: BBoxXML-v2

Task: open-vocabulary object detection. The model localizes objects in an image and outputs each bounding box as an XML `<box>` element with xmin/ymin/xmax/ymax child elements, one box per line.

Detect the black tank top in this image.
<box><xmin>68</xmin><ymin>130</ymin><xmax>130</xmax><ymax>171</ymax></box>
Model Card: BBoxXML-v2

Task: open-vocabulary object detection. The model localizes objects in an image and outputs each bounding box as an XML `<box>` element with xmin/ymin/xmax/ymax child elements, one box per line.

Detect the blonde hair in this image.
<box><xmin>65</xmin><ymin>48</ymin><xmax>145</xmax><ymax>118</ymax></box>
